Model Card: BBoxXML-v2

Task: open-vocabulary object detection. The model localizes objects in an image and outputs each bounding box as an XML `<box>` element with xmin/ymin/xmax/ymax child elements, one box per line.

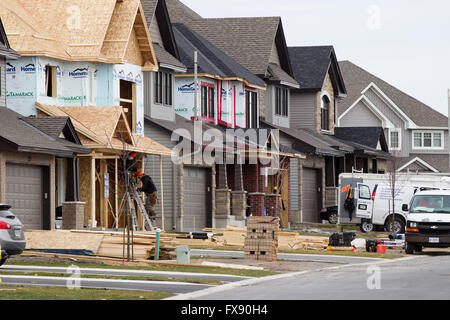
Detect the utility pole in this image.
<box><xmin>194</xmin><ymin>50</ymin><xmax>198</xmax><ymax>121</ymax></box>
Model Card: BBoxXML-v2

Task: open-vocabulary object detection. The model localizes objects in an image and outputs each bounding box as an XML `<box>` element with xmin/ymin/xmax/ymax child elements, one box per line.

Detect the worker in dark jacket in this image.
<box><xmin>136</xmin><ymin>171</ymin><xmax>157</xmax><ymax>220</ymax></box>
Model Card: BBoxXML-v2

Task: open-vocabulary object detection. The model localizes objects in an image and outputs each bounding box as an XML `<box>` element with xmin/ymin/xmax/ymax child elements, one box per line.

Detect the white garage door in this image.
<box><xmin>6</xmin><ymin>164</ymin><xmax>43</xmax><ymax>230</ymax></box>
<box><xmin>183</xmin><ymin>166</ymin><xmax>211</xmax><ymax>232</ymax></box>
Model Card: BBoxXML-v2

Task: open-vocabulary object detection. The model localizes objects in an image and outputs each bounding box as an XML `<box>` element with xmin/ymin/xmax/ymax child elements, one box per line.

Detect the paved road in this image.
<box><xmin>179</xmin><ymin>251</ymin><xmax>450</xmax><ymax>300</ymax></box>
<box><xmin>191</xmin><ymin>249</ymin><xmax>384</xmax><ymax>264</ymax></box>
<box><xmin>0</xmin><ymin>265</ymin><xmax>249</xmax><ymax>283</ymax></box>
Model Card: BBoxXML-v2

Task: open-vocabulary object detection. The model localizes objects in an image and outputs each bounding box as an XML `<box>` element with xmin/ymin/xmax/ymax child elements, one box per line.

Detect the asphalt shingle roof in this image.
<box><xmin>152</xmin><ymin>42</ymin><xmax>186</xmax><ymax>70</ymax></box>
<box><xmin>0</xmin><ymin>108</ymin><xmax>84</xmax><ymax>156</ymax></box>
<box><xmin>338</xmin><ymin>60</ymin><xmax>448</xmax><ymax>127</ymax></box>
<box><xmin>173</xmin><ymin>23</ymin><xmax>266</xmax><ymax>88</ymax></box>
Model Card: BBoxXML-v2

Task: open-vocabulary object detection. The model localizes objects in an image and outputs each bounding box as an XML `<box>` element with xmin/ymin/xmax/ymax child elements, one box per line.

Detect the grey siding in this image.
<box><xmin>149</xmin><ymin>17</ymin><xmax>163</xmax><ymax>46</ymax></box>
<box><xmin>143</xmin><ymin>69</ymin><xmax>176</xmax><ymax>122</ymax></box>
<box><xmin>265</xmin><ymin>85</ymin><xmax>290</xmax><ymax>128</ymax></box>
<box><xmin>144</xmin><ymin>122</ymin><xmax>177</xmax><ymax>231</ymax></box>
<box><xmin>290</xmin><ymin>92</ymin><xmax>315</xmax><ymax>130</ymax></box>
<box><xmin>407</xmin><ymin>130</ymin><xmax>449</xmax><ymax>155</ymax></box>
<box><xmin>364</xmin><ymin>88</ymin><xmax>404</xmax><ymax>128</ymax></box>
<box><xmin>289</xmin><ymin>158</ymin><xmax>299</xmax><ymax>211</ymax></box>
<box><xmin>0</xmin><ymin>57</ymin><xmax>5</xmax><ymax>107</ymax></box>
<box><xmin>340</xmin><ymin>100</ymin><xmax>383</xmax><ymax>127</ymax></box>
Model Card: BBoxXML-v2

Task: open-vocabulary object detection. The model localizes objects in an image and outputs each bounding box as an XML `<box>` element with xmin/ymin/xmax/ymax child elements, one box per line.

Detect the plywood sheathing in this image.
<box><xmin>0</xmin><ymin>0</ymin><xmax>157</xmax><ymax>69</ymax></box>
<box><xmin>79</xmin><ymin>157</ymin><xmax>93</xmax><ymax>226</ymax></box>
<box><xmin>25</xmin><ymin>230</ymin><xmax>104</xmax><ymax>254</ymax></box>
<box><xmin>36</xmin><ymin>103</ymin><xmax>172</xmax><ymax>156</ymax></box>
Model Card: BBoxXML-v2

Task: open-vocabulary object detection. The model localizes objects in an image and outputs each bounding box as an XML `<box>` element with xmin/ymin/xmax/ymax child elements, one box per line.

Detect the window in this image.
<box><xmin>120</xmin><ymin>80</ymin><xmax>136</xmax><ymax>132</ymax></box>
<box><xmin>45</xmin><ymin>65</ymin><xmax>57</xmax><ymax>97</ymax></box>
<box><xmin>246</xmin><ymin>90</ymin><xmax>258</xmax><ymax>128</ymax></box>
<box><xmin>201</xmin><ymin>86</ymin><xmax>208</xmax><ymax>117</ymax></box>
<box><xmin>275</xmin><ymin>87</ymin><xmax>288</xmax><ymax>117</ymax></box>
<box><xmin>359</xmin><ymin>184</ymin><xmax>371</xmax><ymax>200</ymax></box>
<box><xmin>208</xmin><ymin>87</ymin><xmax>215</xmax><ymax>118</ymax></box>
<box><xmin>389</xmin><ymin>129</ymin><xmax>401</xmax><ymax>150</ymax></box>
<box><xmin>321</xmin><ymin>95</ymin><xmax>330</xmax><ymax>131</ymax></box>
<box><xmin>154</xmin><ymin>71</ymin><xmax>172</xmax><ymax>106</ymax></box>
<box><xmin>413</xmin><ymin>131</ymin><xmax>444</xmax><ymax>149</ymax></box>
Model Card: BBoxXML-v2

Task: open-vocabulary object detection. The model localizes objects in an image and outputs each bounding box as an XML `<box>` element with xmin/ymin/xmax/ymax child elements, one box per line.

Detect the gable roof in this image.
<box><xmin>142</xmin><ymin>0</ymin><xmax>182</xmax><ymax>62</ymax></box>
<box><xmin>288</xmin><ymin>46</ymin><xmax>346</xmax><ymax>95</ymax></box>
<box><xmin>0</xmin><ymin>0</ymin><xmax>157</xmax><ymax>69</ymax></box>
<box><xmin>0</xmin><ymin>18</ymin><xmax>19</xmax><ymax>59</ymax></box>
<box><xmin>338</xmin><ymin>60</ymin><xmax>447</xmax><ymax>128</ymax></box>
<box><xmin>334</xmin><ymin>127</ymin><xmax>389</xmax><ymax>152</ymax></box>
<box><xmin>0</xmin><ymin>107</ymin><xmax>88</xmax><ymax>156</ymax></box>
<box><xmin>165</xmin><ymin>1</ymin><xmax>295</xmax><ymax>83</ymax></box>
<box><xmin>172</xmin><ymin>23</ymin><xmax>266</xmax><ymax>89</ymax></box>
<box><xmin>36</xmin><ymin>103</ymin><xmax>173</xmax><ymax>156</ymax></box>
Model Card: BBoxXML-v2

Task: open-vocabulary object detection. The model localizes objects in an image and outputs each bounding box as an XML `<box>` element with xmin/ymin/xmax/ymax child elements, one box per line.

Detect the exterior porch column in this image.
<box><xmin>231</xmin><ymin>158</ymin><xmax>247</xmax><ymax>219</ymax></box>
<box><xmin>216</xmin><ymin>164</ymin><xmax>231</xmax><ymax>216</ymax></box>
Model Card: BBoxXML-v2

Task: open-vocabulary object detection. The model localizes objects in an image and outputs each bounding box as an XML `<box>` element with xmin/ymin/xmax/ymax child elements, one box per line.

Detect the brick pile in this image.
<box><xmin>244</xmin><ymin>216</ymin><xmax>279</xmax><ymax>261</ymax></box>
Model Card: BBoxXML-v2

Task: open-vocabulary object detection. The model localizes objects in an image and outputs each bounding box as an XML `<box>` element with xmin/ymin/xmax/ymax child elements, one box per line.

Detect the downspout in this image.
<box><xmin>172</xmin><ymin>162</ymin><xmax>177</xmax><ymax>230</ymax></box>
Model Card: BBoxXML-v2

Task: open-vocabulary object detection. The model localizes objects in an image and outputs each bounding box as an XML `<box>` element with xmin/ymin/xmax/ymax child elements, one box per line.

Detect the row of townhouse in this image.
<box><xmin>0</xmin><ymin>0</ymin><xmax>447</xmax><ymax>232</ymax></box>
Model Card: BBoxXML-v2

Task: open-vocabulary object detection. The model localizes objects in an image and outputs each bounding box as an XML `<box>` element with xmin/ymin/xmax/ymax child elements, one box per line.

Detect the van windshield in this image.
<box><xmin>410</xmin><ymin>195</ymin><xmax>450</xmax><ymax>213</ymax></box>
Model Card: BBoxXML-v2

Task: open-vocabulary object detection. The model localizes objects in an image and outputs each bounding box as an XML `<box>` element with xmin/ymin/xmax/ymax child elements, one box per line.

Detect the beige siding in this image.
<box><xmin>340</xmin><ymin>100</ymin><xmax>383</xmax><ymax>127</ymax></box>
<box><xmin>290</xmin><ymin>92</ymin><xmax>315</xmax><ymax>130</ymax></box>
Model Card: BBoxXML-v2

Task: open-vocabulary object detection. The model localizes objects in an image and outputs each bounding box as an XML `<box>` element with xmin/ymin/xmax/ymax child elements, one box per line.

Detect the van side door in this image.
<box><xmin>356</xmin><ymin>183</ymin><xmax>373</xmax><ymax>219</ymax></box>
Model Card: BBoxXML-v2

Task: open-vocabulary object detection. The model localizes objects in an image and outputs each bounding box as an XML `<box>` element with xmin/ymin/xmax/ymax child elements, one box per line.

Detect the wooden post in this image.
<box><xmin>90</xmin><ymin>157</ymin><xmax>96</xmax><ymax>227</ymax></box>
<box><xmin>100</xmin><ymin>160</ymin><xmax>108</xmax><ymax>228</ymax></box>
<box><xmin>160</xmin><ymin>155</ymin><xmax>165</xmax><ymax>231</ymax></box>
<box><xmin>139</xmin><ymin>155</ymin><xmax>145</xmax><ymax>230</ymax></box>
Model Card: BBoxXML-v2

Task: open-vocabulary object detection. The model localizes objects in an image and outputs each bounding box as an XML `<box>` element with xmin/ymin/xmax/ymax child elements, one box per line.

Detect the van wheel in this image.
<box><xmin>405</xmin><ymin>242</ymin><xmax>415</xmax><ymax>254</ymax></box>
<box><xmin>360</xmin><ymin>220</ymin><xmax>374</xmax><ymax>233</ymax></box>
<box><xmin>328</xmin><ymin>212</ymin><xmax>338</xmax><ymax>224</ymax></box>
<box><xmin>385</xmin><ymin>217</ymin><xmax>405</xmax><ymax>233</ymax></box>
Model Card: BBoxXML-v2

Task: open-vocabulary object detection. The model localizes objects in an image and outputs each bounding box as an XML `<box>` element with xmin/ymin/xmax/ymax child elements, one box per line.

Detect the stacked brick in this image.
<box><xmin>244</xmin><ymin>216</ymin><xmax>279</xmax><ymax>261</ymax></box>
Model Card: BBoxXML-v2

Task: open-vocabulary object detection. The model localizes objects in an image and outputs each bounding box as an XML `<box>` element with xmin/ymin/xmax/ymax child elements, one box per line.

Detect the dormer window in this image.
<box><xmin>321</xmin><ymin>95</ymin><xmax>330</xmax><ymax>131</ymax></box>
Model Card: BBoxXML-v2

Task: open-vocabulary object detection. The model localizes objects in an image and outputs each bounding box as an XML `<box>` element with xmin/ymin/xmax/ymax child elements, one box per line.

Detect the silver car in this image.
<box><xmin>0</xmin><ymin>204</ymin><xmax>26</xmax><ymax>266</ymax></box>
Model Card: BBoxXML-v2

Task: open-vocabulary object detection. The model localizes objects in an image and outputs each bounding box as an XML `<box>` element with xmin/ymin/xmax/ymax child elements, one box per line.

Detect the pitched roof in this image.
<box><xmin>0</xmin><ymin>18</ymin><xmax>19</xmax><ymax>59</ymax></box>
<box><xmin>334</xmin><ymin>127</ymin><xmax>388</xmax><ymax>150</ymax></box>
<box><xmin>36</xmin><ymin>103</ymin><xmax>173</xmax><ymax>156</ymax></box>
<box><xmin>142</xmin><ymin>0</ymin><xmax>184</xmax><ymax>69</ymax></box>
<box><xmin>259</xmin><ymin>119</ymin><xmax>345</xmax><ymax>157</ymax></box>
<box><xmin>0</xmin><ymin>0</ymin><xmax>157</xmax><ymax>69</ymax></box>
<box><xmin>172</xmin><ymin>23</ymin><xmax>266</xmax><ymax>89</ymax></box>
<box><xmin>288</xmin><ymin>46</ymin><xmax>346</xmax><ymax>95</ymax></box>
<box><xmin>267</xmin><ymin>63</ymin><xmax>299</xmax><ymax>89</ymax></box>
<box><xmin>338</xmin><ymin>60</ymin><xmax>447</xmax><ymax>127</ymax></box>
<box><xmin>152</xmin><ymin>43</ymin><xmax>186</xmax><ymax>71</ymax></box>
<box><xmin>165</xmin><ymin>1</ymin><xmax>294</xmax><ymax>81</ymax></box>
<box><xmin>0</xmin><ymin>107</ymin><xmax>87</xmax><ymax>156</ymax></box>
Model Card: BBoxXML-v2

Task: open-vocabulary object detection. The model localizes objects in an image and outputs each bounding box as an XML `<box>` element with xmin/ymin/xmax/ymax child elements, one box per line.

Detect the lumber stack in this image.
<box><xmin>244</xmin><ymin>216</ymin><xmax>279</xmax><ymax>261</ymax></box>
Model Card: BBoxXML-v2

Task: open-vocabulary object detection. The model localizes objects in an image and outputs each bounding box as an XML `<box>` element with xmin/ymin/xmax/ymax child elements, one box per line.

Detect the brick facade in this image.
<box><xmin>62</xmin><ymin>202</ymin><xmax>86</xmax><ymax>230</ymax></box>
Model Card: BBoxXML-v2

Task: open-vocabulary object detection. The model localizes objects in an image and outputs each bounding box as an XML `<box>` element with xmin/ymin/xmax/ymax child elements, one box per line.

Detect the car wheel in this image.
<box><xmin>385</xmin><ymin>217</ymin><xmax>405</xmax><ymax>233</ymax></box>
<box><xmin>0</xmin><ymin>258</ymin><xmax>6</xmax><ymax>266</ymax></box>
<box><xmin>415</xmin><ymin>245</ymin><xmax>423</xmax><ymax>253</ymax></box>
<box><xmin>328</xmin><ymin>212</ymin><xmax>338</xmax><ymax>224</ymax></box>
<box><xmin>360</xmin><ymin>220</ymin><xmax>374</xmax><ymax>233</ymax></box>
<box><xmin>405</xmin><ymin>242</ymin><xmax>415</xmax><ymax>255</ymax></box>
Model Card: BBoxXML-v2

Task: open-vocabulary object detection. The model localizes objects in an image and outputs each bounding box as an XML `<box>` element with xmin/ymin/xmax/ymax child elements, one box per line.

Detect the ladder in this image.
<box><xmin>130</xmin><ymin>183</ymin><xmax>155</xmax><ymax>231</ymax></box>
<box><xmin>125</xmin><ymin>192</ymin><xmax>139</xmax><ymax>231</ymax></box>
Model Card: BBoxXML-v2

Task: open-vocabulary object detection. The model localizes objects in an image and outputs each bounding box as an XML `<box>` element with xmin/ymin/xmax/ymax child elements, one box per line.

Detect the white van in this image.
<box><xmin>337</xmin><ymin>173</ymin><xmax>450</xmax><ymax>233</ymax></box>
<box><xmin>403</xmin><ymin>190</ymin><xmax>450</xmax><ymax>254</ymax></box>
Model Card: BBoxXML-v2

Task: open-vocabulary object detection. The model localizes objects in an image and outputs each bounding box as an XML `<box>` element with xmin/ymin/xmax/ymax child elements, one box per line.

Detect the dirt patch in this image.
<box><xmin>194</xmin><ymin>257</ymin><xmax>339</xmax><ymax>273</ymax></box>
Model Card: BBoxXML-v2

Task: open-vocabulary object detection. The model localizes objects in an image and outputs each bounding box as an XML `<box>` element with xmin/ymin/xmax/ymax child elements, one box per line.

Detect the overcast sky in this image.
<box><xmin>182</xmin><ymin>0</ymin><xmax>450</xmax><ymax>117</ymax></box>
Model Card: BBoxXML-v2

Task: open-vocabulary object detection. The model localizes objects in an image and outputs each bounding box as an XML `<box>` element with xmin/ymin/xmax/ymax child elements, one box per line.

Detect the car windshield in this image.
<box><xmin>410</xmin><ymin>195</ymin><xmax>450</xmax><ymax>213</ymax></box>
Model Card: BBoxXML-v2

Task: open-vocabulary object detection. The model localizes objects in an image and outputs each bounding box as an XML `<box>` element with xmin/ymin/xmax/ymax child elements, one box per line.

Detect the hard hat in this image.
<box><xmin>136</xmin><ymin>171</ymin><xmax>144</xmax><ymax>177</ymax></box>
<box><xmin>130</xmin><ymin>152</ymin><xmax>137</xmax><ymax>158</ymax></box>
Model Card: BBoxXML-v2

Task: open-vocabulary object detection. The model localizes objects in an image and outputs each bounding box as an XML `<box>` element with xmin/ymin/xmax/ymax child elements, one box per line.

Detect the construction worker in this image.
<box><xmin>126</xmin><ymin>152</ymin><xmax>138</xmax><ymax>173</ymax></box>
<box><xmin>136</xmin><ymin>171</ymin><xmax>158</xmax><ymax>221</ymax></box>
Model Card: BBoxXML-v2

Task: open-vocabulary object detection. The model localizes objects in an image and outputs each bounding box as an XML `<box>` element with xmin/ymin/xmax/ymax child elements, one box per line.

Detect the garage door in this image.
<box><xmin>302</xmin><ymin>168</ymin><xmax>321</xmax><ymax>223</ymax></box>
<box><xmin>183</xmin><ymin>166</ymin><xmax>211</xmax><ymax>232</ymax></box>
<box><xmin>6</xmin><ymin>164</ymin><xmax>43</xmax><ymax>230</ymax></box>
